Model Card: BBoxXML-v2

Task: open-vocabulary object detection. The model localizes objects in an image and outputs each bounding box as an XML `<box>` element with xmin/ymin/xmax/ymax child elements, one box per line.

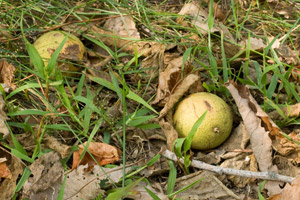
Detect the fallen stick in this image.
<box><xmin>161</xmin><ymin>149</ymin><xmax>295</xmax><ymax>183</ymax></box>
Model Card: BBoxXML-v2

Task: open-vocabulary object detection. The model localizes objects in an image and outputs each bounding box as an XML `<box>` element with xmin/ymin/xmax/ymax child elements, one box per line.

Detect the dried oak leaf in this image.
<box><xmin>174</xmin><ymin>171</ymin><xmax>239</xmax><ymax>199</ymax></box>
<box><xmin>177</xmin><ymin>1</ymin><xmax>234</xmax><ymax>41</ymax></box>
<box><xmin>64</xmin><ymin>165</ymin><xmax>131</xmax><ymax>200</ymax></box>
<box><xmin>22</xmin><ymin>151</ymin><xmax>64</xmax><ymax>200</ymax></box>
<box><xmin>220</xmin><ymin>153</ymin><xmax>257</xmax><ymax>188</ymax></box>
<box><xmin>279</xmin><ymin>177</ymin><xmax>300</xmax><ymax>200</ymax></box>
<box><xmin>104</xmin><ymin>15</ymin><xmax>140</xmax><ymax>38</ymax></box>
<box><xmin>72</xmin><ymin>142</ymin><xmax>120</xmax><ymax>171</ymax></box>
<box><xmin>154</xmin><ymin>54</ymin><xmax>203</xmax><ymax>149</ymax></box>
<box><xmin>159</xmin><ymin>112</ymin><xmax>178</xmax><ymax>151</ymax></box>
<box><xmin>226</xmin><ymin>82</ymin><xmax>282</xmax><ymax>196</ymax></box>
<box><xmin>0</xmin><ymin>59</ymin><xmax>16</xmax><ymax>90</ymax></box>
<box><xmin>87</xmin><ymin>26</ymin><xmax>163</xmax><ymax>57</ymax></box>
<box><xmin>152</xmin><ymin>54</ymin><xmax>195</xmax><ymax>106</ymax></box>
<box><xmin>0</xmin><ymin>152</ymin><xmax>23</xmax><ymax>200</ymax></box>
<box><xmin>0</xmin><ymin>157</ymin><xmax>11</xmax><ymax>179</ymax></box>
<box><xmin>0</xmin><ymin>94</ymin><xmax>9</xmax><ymax>137</ymax></box>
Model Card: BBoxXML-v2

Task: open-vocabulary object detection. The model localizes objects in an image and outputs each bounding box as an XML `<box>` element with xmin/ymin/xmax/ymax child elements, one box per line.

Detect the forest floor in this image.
<box><xmin>1</xmin><ymin>0</ymin><xmax>300</xmax><ymax>199</ymax></box>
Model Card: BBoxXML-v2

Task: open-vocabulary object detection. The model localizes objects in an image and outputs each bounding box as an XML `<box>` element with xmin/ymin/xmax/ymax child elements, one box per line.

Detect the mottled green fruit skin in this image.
<box><xmin>173</xmin><ymin>92</ymin><xmax>233</xmax><ymax>150</ymax></box>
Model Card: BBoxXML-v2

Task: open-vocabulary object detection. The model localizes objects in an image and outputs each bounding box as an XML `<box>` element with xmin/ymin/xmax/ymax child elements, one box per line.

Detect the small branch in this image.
<box><xmin>161</xmin><ymin>149</ymin><xmax>295</xmax><ymax>184</ymax></box>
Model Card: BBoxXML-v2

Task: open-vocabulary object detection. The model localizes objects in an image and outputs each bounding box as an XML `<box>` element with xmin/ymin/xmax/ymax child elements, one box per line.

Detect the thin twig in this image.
<box><xmin>161</xmin><ymin>149</ymin><xmax>295</xmax><ymax>183</ymax></box>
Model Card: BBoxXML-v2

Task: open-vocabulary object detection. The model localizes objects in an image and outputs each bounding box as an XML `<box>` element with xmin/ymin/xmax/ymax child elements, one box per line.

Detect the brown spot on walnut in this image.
<box><xmin>205</xmin><ymin>100</ymin><xmax>212</xmax><ymax>111</ymax></box>
<box><xmin>63</xmin><ymin>44</ymin><xmax>81</xmax><ymax>60</ymax></box>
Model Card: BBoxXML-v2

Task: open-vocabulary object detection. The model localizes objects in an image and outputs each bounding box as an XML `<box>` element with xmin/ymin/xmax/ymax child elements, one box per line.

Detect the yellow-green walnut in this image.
<box><xmin>33</xmin><ymin>31</ymin><xmax>85</xmax><ymax>76</ymax></box>
<box><xmin>173</xmin><ymin>92</ymin><xmax>233</xmax><ymax>150</ymax></box>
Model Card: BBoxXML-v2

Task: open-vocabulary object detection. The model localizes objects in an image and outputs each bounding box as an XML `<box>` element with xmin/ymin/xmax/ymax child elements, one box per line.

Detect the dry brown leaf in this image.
<box><xmin>177</xmin><ymin>1</ymin><xmax>218</xmax><ymax>35</ymax></box>
<box><xmin>213</xmin><ymin>1</ymin><xmax>226</xmax><ymax>21</ymax></box>
<box><xmin>104</xmin><ymin>15</ymin><xmax>140</xmax><ymax>38</ymax></box>
<box><xmin>152</xmin><ymin>55</ymin><xmax>194</xmax><ymax>106</ymax></box>
<box><xmin>0</xmin><ymin>59</ymin><xmax>16</xmax><ymax>90</ymax></box>
<box><xmin>269</xmin><ymin>103</ymin><xmax>300</xmax><ymax>120</ymax></box>
<box><xmin>159</xmin><ymin>73</ymin><xmax>200</xmax><ymax>118</ymax></box>
<box><xmin>271</xmin><ymin>132</ymin><xmax>300</xmax><ymax>165</ymax></box>
<box><xmin>126</xmin><ymin>181</ymin><xmax>168</xmax><ymax>200</ymax></box>
<box><xmin>72</xmin><ymin>142</ymin><xmax>120</xmax><ymax>171</ymax></box>
<box><xmin>22</xmin><ymin>151</ymin><xmax>64</xmax><ymax>200</ymax></box>
<box><xmin>239</xmin><ymin>37</ymin><xmax>266</xmax><ymax>51</ymax></box>
<box><xmin>177</xmin><ymin>1</ymin><xmax>234</xmax><ymax>41</ymax></box>
<box><xmin>159</xmin><ymin>112</ymin><xmax>178</xmax><ymax>151</ymax></box>
<box><xmin>0</xmin><ymin>94</ymin><xmax>9</xmax><ymax>138</ymax></box>
<box><xmin>174</xmin><ymin>171</ymin><xmax>240</xmax><ymax>199</ymax></box>
<box><xmin>220</xmin><ymin>122</ymin><xmax>250</xmax><ymax>151</ymax></box>
<box><xmin>154</xmin><ymin>54</ymin><xmax>203</xmax><ymax>149</ymax></box>
<box><xmin>280</xmin><ymin>177</ymin><xmax>300</xmax><ymax>200</ymax></box>
<box><xmin>273</xmin><ymin>155</ymin><xmax>300</xmax><ymax>178</ymax></box>
<box><xmin>0</xmin><ymin>151</ymin><xmax>23</xmax><ymax>199</ymax></box>
<box><xmin>220</xmin><ymin>153</ymin><xmax>258</xmax><ymax>188</ymax></box>
<box><xmin>65</xmin><ymin>164</ymin><xmax>131</xmax><ymax>200</ymax></box>
<box><xmin>43</xmin><ymin>135</ymin><xmax>71</xmax><ymax>158</ymax></box>
<box><xmin>0</xmin><ymin>157</ymin><xmax>12</xmax><ymax>179</ymax></box>
<box><xmin>87</xmin><ymin>26</ymin><xmax>164</xmax><ymax>57</ymax></box>
<box><xmin>226</xmin><ymin>82</ymin><xmax>282</xmax><ymax>196</ymax></box>
<box><xmin>226</xmin><ymin>82</ymin><xmax>276</xmax><ymax>171</ymax></box>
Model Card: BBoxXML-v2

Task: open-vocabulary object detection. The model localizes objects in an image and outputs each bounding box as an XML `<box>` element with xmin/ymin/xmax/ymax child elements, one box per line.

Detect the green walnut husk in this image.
<box><xmin>173</xmin><ymin>92</ymin><xmax>233</xmax><ymax>150</ymax></box>
<box><xmin>33</xmin><ymin>31</ymin><xmax>85</xmax><ymax>77</ymax></box>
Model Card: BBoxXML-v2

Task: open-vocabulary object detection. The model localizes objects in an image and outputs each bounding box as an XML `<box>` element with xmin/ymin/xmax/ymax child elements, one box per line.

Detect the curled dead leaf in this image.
<box><xmin>226</xmin><ymin>81</ymin><xmax>282</xmax><ymax>196</ymax></box>
<box><xmin>152</xmin><ymin>55</ymin><xmax>194</xmax><ymax>106</ymax></box>
<box><xmin>279</xmin><ymin>177</ymin><xmax>300</xmax><ymax>200</ymax></box>
<box><xmin>72</xmin><ymin>142</ymin><xmax>120</xmax><ymax>171</ymax></box>
<box><xmin>104</xmin><ymin>15</ymin><xmax>140</xmax><ymax>38</ymax></box>
<box><xmin>0</xmin><ymin>59</ymin><xmax>16</xmax><ymax>90</ymax></box>
<box><xmin>0</xmin><ymin>157</ymin><xmax>12</xmax><ymax>179</ymax></box>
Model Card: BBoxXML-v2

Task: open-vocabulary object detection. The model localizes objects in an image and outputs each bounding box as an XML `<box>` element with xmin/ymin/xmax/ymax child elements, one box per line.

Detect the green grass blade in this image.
<box><xmin>21</xmin><ymin>13</ymin><xmax>45</xmax><ymax>79</ymax></box>
<box><xmin>125</xmin><ymin>154</ymin><xmax>160</xmax><ymax>178</ymax></box>
<box><xmin>167</xmin><ymin>160</ymin><xmax>176</xmax><ymax>195</ymax></box>
<box><xmin>182</xmin><ymin>47</ymin><xmax>193</xmax><ymax>78</ymax></box>
<box><xmin>11</xmin><ymin>149</ymin><xmax>34</xmax><ymax>163</ymax></box>
<box><xmin>57</xmin><ymin>174</ymin><xmax>67</xmax><ymax>200</ymax></box>
<box><xmin>173</xmin><ymin>138</ymin><xmax>185</xmax><ymax>158</ymax></box>
<box><xmin>106</xmin><ymin>177</ymin><xmax>144</xmax><ymax>200</ymax></box>
<box><xmin>83</xmin><ymin>34</ymin><xmax>115</xmax><ymax>57</ymax></box>
<box><xmin>144</xmin><ymin>186</ymin><xmax>161</xmax><ymax>200</ymax></box>
<box><xmin>7</xmin><ymin>123</ymin><xmax>28</xmax><ymax>156</ymax></box>
<box><xmin>258</xmin><ymin>180</ymin><xmax>267</xmax><ymax>200</ymax></box>
<box><xmin>25</xmin><ymin>41</ymin><xmax>45</xmax><ymax>79</ymax></box>
<box><xmin>253</xmin><ymin>61</ymin><xmax>263</xmax><ymax>89</ymax></box>
<box><xmin>208</xmin><ymin>0</ymin><xmax>214</xmax><ymax>30</ymax></box>
<box><xmin>127</xmin><ymin>115</ymin><xmax>156</xmax><ymax>127</ymax></box>
<box><xmin>75</xmin><ymin>73</ymin><xmax>85</xmax><ymax>96</ymax></box>
<box><xmin>6</xmin><ymin>83</ymin><xmax>42</xmax><ymax>99</ymax></box>
<box><xmin>267</xmin><ymin>75</ymin><xmax>278</xmax><ymax>99</ymax></box>
<box><xmin>221</xmin><ymin>32</ymin><xmax>228</xmax><ymax>82</ymax></box>
<box><xmin>183</xmin><ymin>111</ymin><xmax>207</xmax><ymax>153</ymax></box>
<box><xmin>7</xmin><ymin>109</ymin><xmax>51</xmax><ymax>117</ymax></box>
<box><xmin>110</xmin><ymin>70</ymin><xmax>124</xmax><ymax>104</ymax></box>
<box><xmin>127</xmin><ymin>91</ymin><xmax>158</xmax><ymax>114</ymax></box>
<box><xmin>74</xmin><ymin>96</ymin><xmax>101</xmax><ymax>114</ymax></box>
<box><xmin>169</xmin><ymin>177</ymin><xmax>204</xmax><ymax>198</ymax></box>
<box><xmin>90</xmin><ymin>76</ymin><xmax>158</xmax><ymax>114</ymax></box>
<box><xmin>265</xmin><ymin>98</ymin><xmax>286</xmax><ymax>119</ymax></box>
<box><xmin>46</xmin><ymin>32</ymin><xmax>69</xmax><ymax>76</ymax></box>
<box><xmin>14</xmin><ymin>167</ymin><xmax>31</xmax><ymax>193</ymax></box>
